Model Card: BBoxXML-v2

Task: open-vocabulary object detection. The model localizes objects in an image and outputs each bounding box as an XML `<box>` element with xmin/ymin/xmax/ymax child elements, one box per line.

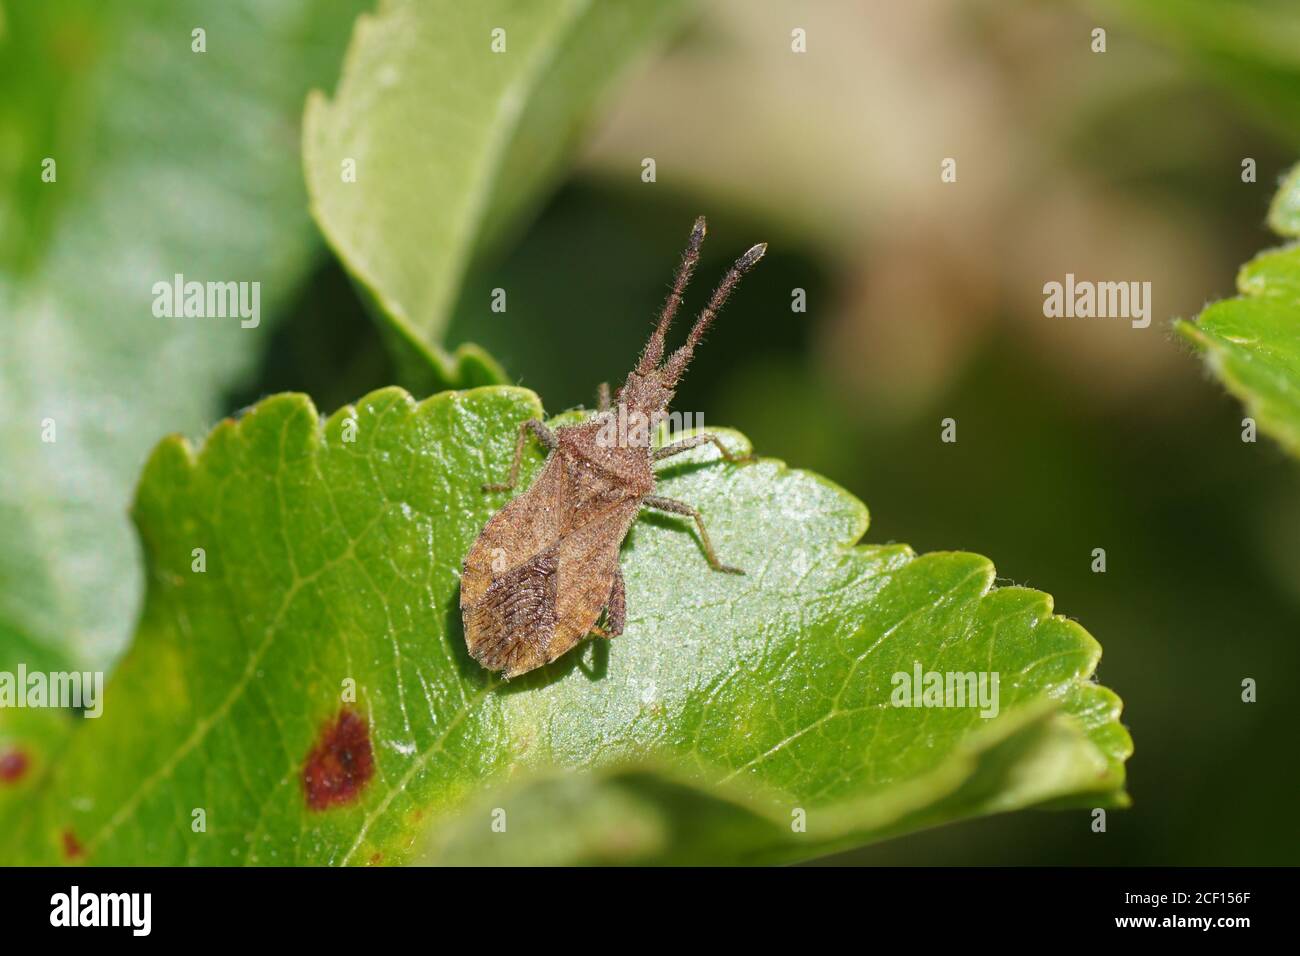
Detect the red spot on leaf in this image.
<box><xmin>303</xmin><ymin>709</ymin><xmax>374</xmax><ymax>811</ymax></box>
<box><xmin>0</xmin><ymin>749</ymin><xmax>28</xmax><ymax>784</ymax></box>
<box><xmin>62</xmin><ymin>829</ymin><xmax>84</xmax><ymax>860</ymax></box>
<box><xmin>368</xmin><ymin>852</ymin><xmax>383</xmax><ymax>866</ymax></box>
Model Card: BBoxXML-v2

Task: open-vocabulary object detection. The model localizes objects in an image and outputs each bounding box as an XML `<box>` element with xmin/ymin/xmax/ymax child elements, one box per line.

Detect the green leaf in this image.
<box><xmin>303</xmin><ymin>0</ymin><xmax>693</xmax><ymax>350</ymax></box>
<box><xmin>420</xmin><ymin>706</ymin><xmax>1117</xmax><ymax>866</ymax></box>
<box><xmin>1178</xmin><ymin>163</ymin><xmax>1300</xmax><ymax>457</ymax></box>
<box><xmin>3</xmin><ymin>386</ymin><xmax>1128</xmax><ymax>865</ymax></box>
<box><xmin>0</xmin><ymin>0</ymin><xmax>395</xmax><ymax>822</ymax></box>
<box><xmin>0</xmin><ymin>0</ymin><xmax>369</xmax><ymax>678</ymax></box>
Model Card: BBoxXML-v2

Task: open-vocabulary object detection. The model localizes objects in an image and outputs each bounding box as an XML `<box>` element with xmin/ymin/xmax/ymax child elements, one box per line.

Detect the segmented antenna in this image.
<box><xmin>637</xmin><ymin>216</ymin><xmax>707</xmax><ymax>374</ymax></box>
<box><xmin>659</xmin><ymin>241</ymin><xmax>767</xmax><ymax>386</ymax></box>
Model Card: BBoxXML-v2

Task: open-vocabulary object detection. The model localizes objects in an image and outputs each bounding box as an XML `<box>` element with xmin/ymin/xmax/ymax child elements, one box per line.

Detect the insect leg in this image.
<box><xmin>653</xmin><ymin>433</ymin><xmax>752</xmax><ymax>464</ymax></box>
<box><xmin>596</xmin><ymin>382</ymin><xmax>611</xmax><ymax>412</ymax></box>
<box><xmin>587</xmin><ymin>569</ymin><xmax>625</xmax><ymax>639</ymax></box>
<box><xmin>606</xmin><ymin>567</ymin><xmax>626</xmax><ymax>636</ymax></box>
<box><xmin>482</xmin><ymin>419</ymin><xmax>556</xmax><ymax>492</ymax></box>
<box><xmin>643</xmin><ymin>495</ymin><xmax>744</xmax><ymax>575</ymax></box>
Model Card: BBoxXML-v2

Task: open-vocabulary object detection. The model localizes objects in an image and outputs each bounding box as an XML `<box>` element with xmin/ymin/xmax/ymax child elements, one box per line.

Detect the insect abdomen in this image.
<box><xmin>464</xmin><ymin>548</ymin><xmax>560</xmax><ymax>675</ymax></box>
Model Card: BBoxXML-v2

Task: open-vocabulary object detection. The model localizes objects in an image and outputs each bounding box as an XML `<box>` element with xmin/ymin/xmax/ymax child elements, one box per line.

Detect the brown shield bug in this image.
<box><xmin>460</xmin><ymin>217</ymin><xmax>766</xmax><ymax>677</ymax></box>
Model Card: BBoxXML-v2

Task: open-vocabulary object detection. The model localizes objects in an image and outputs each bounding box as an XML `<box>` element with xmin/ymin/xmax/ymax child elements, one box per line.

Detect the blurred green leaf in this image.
<box><xmin>1109</xmin><ymin>0</ymin><xmax>1300</xmax><ymax>147</ymax></box>
<box><xmin>5</xmin><ymin>386</ymin><xmax>1127</xmax><ymax>864</ymax></box>
<box><xmin>1179</xmin><ymin>163</ymin><xmax>1300</xmax><ymax>457</ymax></box>
<box><xmin>303</xmin><ymin>0</ymin><xmax>692</xmax><ymax>355</ymax></box>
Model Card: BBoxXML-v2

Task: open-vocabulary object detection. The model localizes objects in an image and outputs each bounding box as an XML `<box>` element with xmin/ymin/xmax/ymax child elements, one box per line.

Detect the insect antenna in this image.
<box><xmin>659</xmin><ymin>240</ymin><xmax>767</xmax><ymax>387</ymax></box>
<box><xmin>637</xmin><ymin>215</ymin><xmax>707</xmax><ymax>374</ymax></box>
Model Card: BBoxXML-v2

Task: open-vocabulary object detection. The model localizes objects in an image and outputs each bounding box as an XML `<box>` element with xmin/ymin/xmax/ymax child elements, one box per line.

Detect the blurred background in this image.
<box><xmin>251</xmin><ymin>0</ymin><xmax>1300</xmax><ymax>864</ymax></box>
<box><xmin>6</xmin><ymin>0</ymin><xmax>1299</xmax><ymax>864</ymax></box>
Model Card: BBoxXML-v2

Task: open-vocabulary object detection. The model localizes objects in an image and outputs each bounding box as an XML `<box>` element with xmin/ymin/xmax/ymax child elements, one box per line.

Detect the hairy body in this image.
<box><xmin>461</xmin><ymin>219</ymin><xmax>765</xmax><ymax>677</ymax></box>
